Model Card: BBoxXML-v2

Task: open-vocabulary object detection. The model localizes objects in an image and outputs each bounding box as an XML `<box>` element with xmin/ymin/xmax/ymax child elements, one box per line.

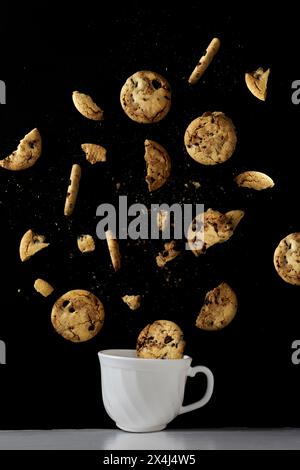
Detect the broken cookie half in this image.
<box><xmin>19</xmin><ymin>229</ymin><xmax>49</xmax><ymax>262</ymax></box>
<box><xmin>0</xmin><ymin>128</ymin><xmax>41</xmax><ymax>171</ymax></box>
<box><xmin>196</xmin><ymin>282</ymin><xmax>238</xmax><ymax>331</ymax></box>
<box><xmin>187</xmin><ymin>208</ymin><xmax>244</xmax><ymax>256</ymax></box>
<box><xmin>144</xmin><ymin>139</ymin><xmax>171</xmax><ymax>191</ymax></box>
<box><xmin>245</xmin><ymin>67</ymin><xmax>270</xmax><ymax>101</ymax></box>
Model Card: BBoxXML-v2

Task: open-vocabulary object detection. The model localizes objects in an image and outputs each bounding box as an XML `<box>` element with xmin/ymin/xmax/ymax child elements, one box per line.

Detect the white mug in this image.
<box><xmin>98</xmin><ymin>349</ymin><xmax>214</xmax><ymax>433</ymax></box>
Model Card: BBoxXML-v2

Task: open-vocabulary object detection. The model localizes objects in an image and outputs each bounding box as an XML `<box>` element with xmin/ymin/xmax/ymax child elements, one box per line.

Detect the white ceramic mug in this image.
<box><xmin>98</xmin><ymin>349</ymin><xmax>214</xmax><ymax>433</ymax></box>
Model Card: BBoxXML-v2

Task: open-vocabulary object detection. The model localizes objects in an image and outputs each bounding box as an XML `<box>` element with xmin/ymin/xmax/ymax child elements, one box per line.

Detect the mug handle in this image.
<box><xmin>179</xmin><ymin>365</ymin><xmax>214</xmax><ymax>415</ymax></box>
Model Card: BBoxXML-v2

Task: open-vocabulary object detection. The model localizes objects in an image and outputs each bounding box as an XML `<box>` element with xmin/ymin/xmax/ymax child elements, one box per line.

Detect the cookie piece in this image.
<box><xmin>136</xmin><ymin>320</ymin><xmax>185</xmax><ymax>359</ymax></box>
<box><xmin>187</xmin><ymin>208</ymin><xmax>244</xmax><ymax>256</ymax></box>
<box><xmin>196</xmin><ymin>282</ymin><xmax>237</xmax><ymax>331</ymax></box>
<box><xmin>64</xmin><ymin>164</ymin><xmax>81</xmax><ymax>216</ymax></box>
<box><xmin>77</xmin><ymin>234</ymin><xmax>95</xmax><ymax>253</ymax></box>
<box><xmin>19</xmin><ymin>229</ymin><xmax>49</xmax><ymax>262</ymax></box>
<box><xmin>274</xmin><ymin>233</ymin><xmax>300</xmax><ymax>286</ymax></box>
<box><xmin>245</xmin><ymin>67</ymin><xmax>270</xmax><ymax>101</ymax></box>
<box><xmin>184</xmin><ymin>112</ymin><xmax>237</xmax><ymax>165</ymax></box>
<box><xmin>157</xmin><ymin>209</ymin><xmax>169</xmax><ymax>232</ymax></box>
<box><xmin>51</xmin><ymin>289</ymin><xmax>105</xmax><ymax>342</ymax></box>
<box><xmin>72</xmin><ymin>91</ymin><xmax>103</xmax><ymax>121</ymax></box>
<box><xmin>235</xmin><ymin>171</ymin><xmax>274</xmax><ymax>190</ymax></box>
<box><xmin>0</xmin><ymin>128</ymin><xmax>41</xmax><ymax>171</ymax></box>
<box><xmin>120</xmin><ymin>71</ymin><xmax>171</xmax><ymax>124</ymax></box>
<box><xmin>81</xmin><ymin>143</ymin><xmax>106</xmax><ymax>164</ymax></box>
<box><xmin>188</xmin><ymin>37</ymin><xmax>220</xmax><ymax>85</ymax></box>
<box><xmin>156</xmin><ymin>240</ymin><xmax>180</xmax><ymax>267</ymax></box>
<box><xmin>106</xmin><ymin>230</ymin><xmax>121</xmax><ymax>271</ymax></box>
<box><xmin>144</xmin><ymin>139</ymin><xmax>171</xmax><ymax>191</ymax></box>
<box><xmin>34</xmin><ymin>278</ymin><xmax>54</xmax><ymax>297</ymax></box>
<box><xmin>122</xmin><ymin>295</ymin><xmax>141</xmax><ymax>310</ymax></box>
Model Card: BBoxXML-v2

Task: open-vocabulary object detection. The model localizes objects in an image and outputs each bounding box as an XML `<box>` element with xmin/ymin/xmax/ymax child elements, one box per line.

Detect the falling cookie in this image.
<box><xmin>274</xmin><ymin>232</ymin><xmax>300</xmax><ymax>286</ymax></box>
<box><xmin>245</xmin><ymin>67</ymin><xmax>270</xmax><ymax>101</ymax></box>
<box><xmin>81</xmin><ymin>144</ymin><xmax>106</xmax><ymax>164</ymax></box>
<box><xmin>34</xmin><ymin>278</ymin><xmax>54</xmax><ymax>297</ymax></box>
<box><xmin>106</xmin><ymin>230</ymin><xmax>121</xmax><ymax>271</ymax></box>
<box><xmin>187</xmin><ymin>208</ymin><xmax>244</xmax><ymax>256</ymax></box>
<box><xmin>156</xmin><ymin>240</ymin><xmax>180</xmax><ymax>267</ymax></box>
<box><xmin>64</xmin><ymin>164</ymin><xmax>81</xmax><ymax>216</ymax></box>
<box><xmin>184</xmin><ymin>112</ymin><xmax>237</xmax><ymax>165</ymax></box>
<box><xmin>188</xmin><ymin>37</ymin><xmax>220</xmax><ymax>85</ymax></box>
<box><xmin>144</xmin><ymin>140</ymin><xmax>171</xmax><ymax>191</ymax></box>
<box><xmin>136</xmin><ymin>320</ymin><xmax>185</xmax><ymax>359</ymax></box>
<box><xmin>196</xmin><ymin>282</ymin><xmax>238</xmax><ymax>331</ymax></box>
<box><xmin>122</xmin><ymin>295</ymin><xmax>141</xmax><ymax>310</ymax></box>
<box><xmin>234</xmin><ymin>171</ymin><xmax>274</xmax><ymax>190</ymax></box>
<box><xmin>77</xmin><ymin>234</ymin><xmax>95</xmax><ymax>253</ymax></box>
<box><xmin>156</xmin><ymin>209</ymin><xmax>169</xmax><ymax>232</ymax></box>
<box><xmin>19</xmin><ymin>229</ymin><xmax>49</xmax><ymax>262</ymax></box>
<box><xmin>51</xmin><ymin>289</ymin><xmax>105</xmax><ymax>342</ymax></box>
<box><xmin>72</xmin><ymin>91</ymin><xmax>104</xmax><ymax>121</ymax></box>
<box><xmin>0</xmin><ymin>128</ymin><xmax>41</xmax><ymax>171</ymax></box>
<box><xmin>120</xmin><ymin>70</ymin><xmax>171</xmax><ymax>123</ymax></box>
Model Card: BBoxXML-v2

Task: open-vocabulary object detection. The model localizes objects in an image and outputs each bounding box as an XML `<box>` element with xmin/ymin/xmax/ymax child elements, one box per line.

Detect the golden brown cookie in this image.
<box><xmin>245</xmin><ymin>67</ymin><xmax>270</xmax><ymax>101</ymax></box>
<box><xmin>106</xmin><ymin>230</ymin><xmax>121</xmax><ymax>271</ymax></box>
<box><xmin>274</xmin><ymin>233</ymin><xmax>300</xmax><ymax>286</ymax></box>
<box><xmin>77</xmin><ymin>234</ymin><xmax>95</xmax><ymax>253</ymax></box>
<box><xmin>19</xmin><ymin>229</ymin><xmax>49</xmax><ymax>262</ymax></box>
<box><xmin>196</xmin><ymin>282</ymin><xmax>238</xmax><ymax>331</ymax></box>
<box><xmin>51</xmin><ymin>289</ymin><xmax>105</xmax><ymax>342</ymax></box>
<box><xmin>81</xmin><ymin>144</ymin><xmax>107</xmax><ymax>164</ymax></box>
<box><xmin>64</xmin><ymin>164</ymin><xmax>81</xmax><ymax>216</ymax></box>
<box><xmin>187</xmin><ymin>208</ymin><xmax>244</xmax><ymax>256</ymax></box>
<box><xmin>156</xmin><ymin>240</ymin><xmax>180</xmax><ymax>267</ymax></box>
<box><xmin>188</xmin><ymin>37</ymin><xmax>220</xmax><ymax>85</ymax></box>
<box><xmin>34</xmin><ymin>279</ymin><xmax>54</xmax><ymax>297</ymax></box>
<box><xmin>0</xmin><ymin>128</ymin><xmax>41</xmax><ymax>171</ymax></box>
<box><xmin>120</xmin><ymin>71</ymin><xmax>171</xmax><ymax>123</ymax></box>
<box><xmin>184</xmin><ymin>112</ymin><xmax>237</xmax><ymax>165</ymax></box>
<box><xmin>72</xmin><ymin>91</ymin><xmax>103</xmax><ymax>120</ymax></box>
<box><xmin>122</xmin><ymin>295</ymin><xmax>141</xmax><ymax>310</ymax></box>
<box><xmin>234</xmin><ymin>171</ymin><xmax>274</xmax><ymax>190</ymax></box>
<box><xmin>136</xmin><ymin>320</ymin><xmax>185</xmax><ymax>359</ymax></box>
<box><xmin>144</xmin><ymin>139</ymin><xmax>171</xmax><ymax>191</ymax></box>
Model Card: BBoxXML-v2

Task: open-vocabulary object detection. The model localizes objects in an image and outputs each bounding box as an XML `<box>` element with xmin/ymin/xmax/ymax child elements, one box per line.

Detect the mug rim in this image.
<box><xmin>98</xmin><ymin>348</ymin><xmax>191</xmax><ymax>362</ymax></box>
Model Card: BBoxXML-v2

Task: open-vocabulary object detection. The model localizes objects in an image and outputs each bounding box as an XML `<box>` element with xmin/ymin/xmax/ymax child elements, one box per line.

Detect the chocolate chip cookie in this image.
<box><xmin>120</xmin><ymin>71</ymin><xmax>171</xmax><ymax>123</ymax></box>
<box><xmin>51</xmin><ymin>289</ymin><xmax>105</xmax><ymax>342</ymax></box>
<box><xmin>0</xmin><ymin>128</ymin><xmax>42</xmax><ymax>171</ymax></box>
<box><xmin>274</xmin><ymin>233</ymin><xmax>300</xmax><ymax>285</ymax></box>
<box><xmin>144</xmin><ymin>139</ymin><xmax>171</xmax><ymax>191</ymax></box>
<box><xmin>136</xmin><ymin>320</ymin><xmax>185</xmax><ymax>359</ymax></box>
<box><xmin>234</xmin><ymin>171</ymin><xmax>274</xmax><ymax>190</ymax></box>
<box><xmin>184</xmin><ymin>112</ymin><xmax>237</xmax><ymax>165</ymax></box>
<box><xmin>196</xmin><ymin>282</ymin><xmax>238</xmax><ymax>331</ymax></box>
<box><xmin>187</xmin><ymin>208</ymin><xmax>244</xmax><ymax>256</ymax></box>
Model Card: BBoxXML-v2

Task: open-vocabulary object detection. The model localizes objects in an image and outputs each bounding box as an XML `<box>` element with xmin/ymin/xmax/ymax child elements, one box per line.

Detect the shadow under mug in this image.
<box><xmin>98</xmin><ymin>349</ymin><xmax>214</xmax><ymax>433</ymax></box>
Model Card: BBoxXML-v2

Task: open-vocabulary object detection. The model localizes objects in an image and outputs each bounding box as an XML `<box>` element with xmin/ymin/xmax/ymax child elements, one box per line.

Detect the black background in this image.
<box><xmin>0</xmin><ymin>3</ymin><xmax>300</xmax><ymax>429</ymax></box>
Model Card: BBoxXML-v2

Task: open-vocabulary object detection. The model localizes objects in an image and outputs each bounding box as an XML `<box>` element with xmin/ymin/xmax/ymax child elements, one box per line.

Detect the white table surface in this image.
<box><xmin>0</xmin><ymin>429</ymin><xmax>299</xmax><ymax>450</ymax></box>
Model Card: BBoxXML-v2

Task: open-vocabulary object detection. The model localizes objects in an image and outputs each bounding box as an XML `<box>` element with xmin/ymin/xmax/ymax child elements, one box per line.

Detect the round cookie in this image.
<box><xmin>136</xmin><ymin>320</ymin><xmax>185</xmax><ymax>359</ymax></box>
<box><xmin>120</xmin><ymin>71</ymin><xmax>171</xmax><ymax>124</ymax></box>
<box><xmin>184</xmin><ymin>112</ymin><xmax>237</xmax><ymax>165</ymax></box>
<box><xmin>51</xmin><ymin>290</ymin><xmax>105</xmax><ymax>342</ymax></box>
<box><xmin>274</xmin><ymin>233</ymin><xmax>300</xmax><ymax>286</ymax></box>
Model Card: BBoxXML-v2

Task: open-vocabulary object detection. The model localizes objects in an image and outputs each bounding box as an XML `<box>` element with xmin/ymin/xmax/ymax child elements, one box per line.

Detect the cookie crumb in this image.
<box><xmin>122</xmin><ymin>295</ymin><xmax>141</xmax><ymax>310</ymax></box>
<box><xmin>34</xmin><ymin>278</ymin><xmax>54</xmax><ymax>297</ymax></box>
<box><xmin>77</xmin><ymin>234</ymin><xmax>95</xmax><ymax>253</ymax></box>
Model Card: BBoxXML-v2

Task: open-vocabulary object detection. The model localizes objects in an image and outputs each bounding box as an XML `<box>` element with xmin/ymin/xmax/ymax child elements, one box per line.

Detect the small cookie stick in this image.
<box><xmin>64</xmin><ymin>164</ymin><xmax>81</xmax><ymax>216</ymax></box>
<box><xmin>105</xmin><ymin>230</ymin><xmax>121</xmax><ymax>271</ymax></box>
<box><xmin>188</xmin><ymin>37</ymin><xmax>220</xmax><ymax>85</ymax></box>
